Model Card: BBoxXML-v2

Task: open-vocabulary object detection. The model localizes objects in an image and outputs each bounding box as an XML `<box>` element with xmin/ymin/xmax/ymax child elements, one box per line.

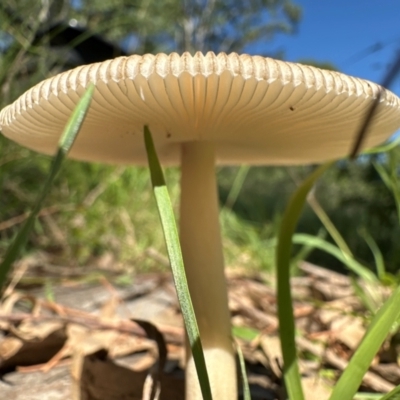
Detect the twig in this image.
<box><xmin>0</xmin><ymin>205</ymin><xmax>74</xmax><ymax>232</ymax></box>
<box><xmin>82</xmin><ymin>166</ymin><xmax>126</xmax><ymax>207</ymax></box>
<box><xmin>0</xmin><ymin>312</ymin><xmax>183</xmax><ymax>345</ymax></box>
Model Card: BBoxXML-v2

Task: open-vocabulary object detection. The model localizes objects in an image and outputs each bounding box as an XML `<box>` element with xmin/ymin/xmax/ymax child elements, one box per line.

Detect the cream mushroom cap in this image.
<box><xmin>1</xmin><ymin>52</ymin><xmax>400</xmax><ymax>165</ymax></box>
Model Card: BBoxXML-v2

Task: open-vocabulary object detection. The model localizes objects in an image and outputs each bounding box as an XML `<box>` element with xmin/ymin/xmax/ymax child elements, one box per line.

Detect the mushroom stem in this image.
<box><xmin>180</xmin><ymin>141</ymin><xmax>237</xmax><ymax>400</ymax></box>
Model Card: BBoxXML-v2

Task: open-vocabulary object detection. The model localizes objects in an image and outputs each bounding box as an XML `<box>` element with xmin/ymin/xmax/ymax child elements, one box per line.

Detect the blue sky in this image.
<box><xmin>253</xmin><ymin>0</ymin><xmax>400</xmax><ymax>97</ymax></box>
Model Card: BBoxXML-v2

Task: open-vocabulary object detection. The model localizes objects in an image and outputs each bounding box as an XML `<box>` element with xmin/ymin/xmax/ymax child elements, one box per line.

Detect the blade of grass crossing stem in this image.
<box><xmin>276</xmin><ymin>162</ymin><xmax>331</xmax><ymax>400</ymax></box>
<box><xmin>329</xmin><ymin>285</ymin><xmax>400</xmax><ymax>400</ymax></box>
<box><xmin>143</xmin><ymin>126</ymin><xmax>213</xmax><ymax>400</ymax></box>
<box><xmin>0</xmin><ymin>84</ymin><xmax>94</xmax><ymax>289</ymax></box>
<box><xmin>236</xmin><ymin>342</ymin><xmax>251</xmax><ymax>400</ymax></box>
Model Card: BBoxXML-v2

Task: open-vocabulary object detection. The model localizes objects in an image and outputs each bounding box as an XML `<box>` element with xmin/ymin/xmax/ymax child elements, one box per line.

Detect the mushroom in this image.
<box><xmin>1</xmin><ymin>52</ymin><xmax>400</xmax><ymax>400</ymax></box>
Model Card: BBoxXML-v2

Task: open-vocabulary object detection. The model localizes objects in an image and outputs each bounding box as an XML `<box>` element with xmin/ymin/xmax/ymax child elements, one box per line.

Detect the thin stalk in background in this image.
<box><xmin>359</xmin><ymin>228</ymin><xmax>386</xmax><ymax>282</ymax></box>
<box><xmin>307</xmin><ymin>190</ymin><xmax>353</xmax><ymax>258</ymax></box>
<box><xmin>236</xmin><ymin>341</ymin><xmax>251</xmax><ymax>400</ymax></box>
<box><xmin>224</xmin><ymin>165</ymin><xmax>250</xmax><ymax>209</ymax></box>
<box><xmin>373</xmin><ymin>152</ymin><xmax>400</xmax><ymax>222</ymax></box>
<box><xmin>288</xmin><ymin>169</ymin><xmax>353</xmax><ymax>262</ymax></box>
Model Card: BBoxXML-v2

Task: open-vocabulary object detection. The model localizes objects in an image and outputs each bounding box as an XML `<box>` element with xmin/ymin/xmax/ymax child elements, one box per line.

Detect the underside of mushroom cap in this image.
<box><xmin>1</xmin><ymin>52</ymin><xmax>400</xmax><ymax>165</ymax></box>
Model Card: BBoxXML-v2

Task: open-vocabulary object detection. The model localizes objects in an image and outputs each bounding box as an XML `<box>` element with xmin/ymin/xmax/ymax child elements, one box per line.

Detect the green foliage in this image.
<box><xmin>0</xmin><ymin>0</ymin><xmax>301</xmax><ymax>106</ymax></box>
<box><xmin>0</xmin><ymin>148</ymin><xmax>181</xmax><ymax>267</ymax></box>
<box><xmin>220</xmin><ymin>206</ymin><xmax>276</xmax><ymax>271</ymax></box>
<box><xmin>72</xmin><ymin>0</ymin><xmax>301</xmax><ymax>53</ymax></box>
<box><xmin>218</xmin><ymin>156</ymin><xmax>400</xmax><ymax>274</ymax></box>
<box><xmin>275</xmin><ymin>162</ymin><xmax>400</xmax><ymax>400</ymax></box>
<box><xmin>296</xmin><ymin>59</ymin><xmax>338</xmax><ymax>71</ymax></box>
<box><xmin>3</xmin><ymin>143</ymin><xmax>400</xmax><ymax>274</ymax></box>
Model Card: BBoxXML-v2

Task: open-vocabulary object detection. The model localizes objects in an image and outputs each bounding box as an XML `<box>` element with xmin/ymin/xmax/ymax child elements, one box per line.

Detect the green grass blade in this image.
<box><xmin>377</xmin><ymin>384</ymin><xmax>400</xmax><ymax>400</ymax></box>
<box><xmin>329</xmin><ymin>285</ymin><xmax>400</xmax><ymax>400</ymax></box>
<box><xmin>307</xmin><ymin>193</ymin><xmax>353</xmax><ymax>258</ymax></box>
<box><xmin>237</xmin><ymin>343</ymin><xmax>252</xmax><ymax>400</ymax></box>
<box><xmin>143</xmin><ymin>126</ymin><xmax>165</xmax><ymax>187</ymax></box>
<box><xmin>276</xmin><ymin>162</ymin><xmax>332</xmax><ymax>400</ymax></box>
<box><xmin>354</xmin><ymin>392</ymin><xmax>398</xmax><ymax>400</ymax></box>
<box><xmin>292</xmin><ymin>234</ymin><xmax>378</xmax><ymax>284</ymax></box>
<box><xmin>291</xmin><ymin>229</ymin><xmax>326</xmax><ymax>267</ymax></box>
<box><xmin>373</xmin><ymin>155</ymin><xmax>400</xmax><ymax>222</ymax></box>
<box><xmin>363</xmin><ymin>138</ymin><xmax>400</xmax><ymax>155</ymax></box>
<box><xmin>0</xmin><ymin>84</ymin><xmax>94</xmax><ymax>289</ymax></box>
<box><xmin>350</xmin><ymin>276</ymin><xmax>378</xmax><ymax>314</ymax></box>
<box><xmin>373</xmin><ymin>160</ymin><xmax>393</xmax><ymax>191</ymax></box>
<box><xmin>232</xmin><ymin>326</ymin><xmax>260</xmax><ymax>342</ymax></box>
<box><xmin>388</xmin><ymin>153</ymin><xmax>400</xmax><ymax>222</ymax></box>
<box><xmin>143</xmin><ymin>126</ymin><xmax>213</xmax><ymax>400</ymax></box>
<box><xmin>224</xmin><ymin>165</ymin><xmax>250</xmax><ymax>209</ymax></box>
<box><xmin>359</xmin><ymin>229</ymin><xmax>386</xmax><ymax>281</ymax></box>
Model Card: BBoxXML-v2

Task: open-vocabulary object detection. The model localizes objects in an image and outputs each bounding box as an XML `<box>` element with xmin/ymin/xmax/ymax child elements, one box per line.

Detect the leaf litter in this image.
<box><xmin>0</xmin><ymin>254</ymin><xmax>398</xmax><ymax>400</ymax></box>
